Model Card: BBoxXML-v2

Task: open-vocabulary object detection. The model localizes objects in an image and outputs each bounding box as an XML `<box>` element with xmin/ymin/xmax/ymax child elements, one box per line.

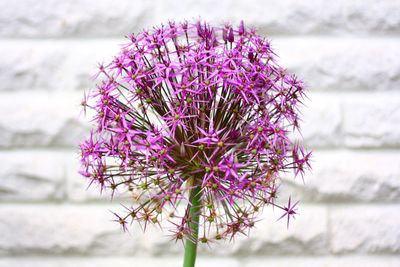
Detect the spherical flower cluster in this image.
<box><xmin>80</xmin><ymin>20</ymin><xmax>311</xmax><ymax>244</ymax></box>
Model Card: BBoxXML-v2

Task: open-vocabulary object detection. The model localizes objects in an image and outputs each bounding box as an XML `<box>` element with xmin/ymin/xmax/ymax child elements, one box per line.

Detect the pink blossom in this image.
<box><xmin>80</xmin><ymin>20</ymin><xmax>312</xmax><ymax>243</ymax></box>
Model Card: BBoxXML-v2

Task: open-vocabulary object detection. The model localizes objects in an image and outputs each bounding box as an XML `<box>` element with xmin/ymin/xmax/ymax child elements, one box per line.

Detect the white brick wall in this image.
<box><xmin>0</xmin><ymin>1</ymin><xmax>399</xmax><ymax>266</ymax></box>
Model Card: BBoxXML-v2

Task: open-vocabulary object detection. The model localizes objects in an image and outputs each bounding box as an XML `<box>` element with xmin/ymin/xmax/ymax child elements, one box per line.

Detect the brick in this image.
<box><xmin>330</xmin><ymin>205</ymin><xmax>400</xmax><ymax>254</ymax></box>
<box><xmin>0</xmin><ymin>0</ymin><xmax>150</xmax><ymax>38</ymax></box>
<box><xmin>342</xmin><ymin>93</ymin><xmax>400</xmax><ymax>148</ymax></box>
<box><xmin>0</xmin><ymin>149</ymin><xmax>110</xmax><ymax>202</ymax></box>
<box><xmin>196</xmin><ymin>205</ymin><xmax>328</xmax><ymax>256</ymax></box>
<box><xmin>291</xmin><ymin>92</ymin><xmax>400</xmax><ymax>149</ymax></box>
<box><xmin>0</xmin><ymin>92</ymin><xmax>89</xmax><ymax>148</ymax></box>
<box><xmin>227</xmin><ymin>0</ymin><xmax>400</xmax><ymax>35</ymax></box>
<box><xmin>60</xmin><ymin>41</ymin><xmax>120</xmax><ymax>92</ymax></box>
<box><xmin>281</xmin><ymin>150</ymin><xmax>400</xmax><ymax>202</ymax></box>
<box><xmin>65</xmin><ymin>151</ymin><xmax>115</xmax><ymax>202</ymax></box>
<box><xmin>274</xmin><ymin>38</ymin><xmax>400</xmax><ymax>92</ymax></box>
<box><xmin>0</xmin><ymin>151</ymin><xmax>68</xmax><ymax>201</ymax></box>
<box><xmin>0</xmin><ymin>42</ymin><xmax>67</xmax><ymax>91</ymax></box>
<box><xmin>0</xmin><ymin>40</ymin><xmax>119</xmax><ymax>92</ymax></box>
<box><xmin>299</xmin><ymin>93</ymin><xmax>342</xmax><ymax>148</ymax></box>
<box><xmin>0</xmin><ymin>205</ymin><xmax>143</xmax><ymax>256</ymax></box>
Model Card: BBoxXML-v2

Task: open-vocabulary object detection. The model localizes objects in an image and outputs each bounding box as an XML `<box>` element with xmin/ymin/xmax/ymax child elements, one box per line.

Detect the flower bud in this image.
<box><xmin>239</xmin><ymin>20</ymin><xmax>245</xmax><ymax>36</ymax></box>
<box><xmin>222</xmin><ymin>28</ymin><xmax>228</xmax><ymax>43</ymax></box>
<box><xmin>228</xmin><ymin>27</ymin><xmax>234</xmax><ymax>43</ymax></box>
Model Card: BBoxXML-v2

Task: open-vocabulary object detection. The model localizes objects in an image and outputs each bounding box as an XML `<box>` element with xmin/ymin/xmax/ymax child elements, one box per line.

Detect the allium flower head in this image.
<box><xmin>80</xmin><ymin>20</ymin><xmax>312</xmax><ymax>243</ymax></box>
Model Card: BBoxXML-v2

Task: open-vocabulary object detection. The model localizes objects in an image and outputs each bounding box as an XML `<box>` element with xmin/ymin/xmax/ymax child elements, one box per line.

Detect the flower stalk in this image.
<box><xmin>183</xmin><ymin>185</ymin><xmax>202</xmax><ymax>267</ymax></box>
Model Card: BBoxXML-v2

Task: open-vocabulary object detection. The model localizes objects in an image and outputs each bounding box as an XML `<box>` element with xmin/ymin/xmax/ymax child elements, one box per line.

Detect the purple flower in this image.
<box><xmin>80</xmin><ymin>20</ymin><xmax>311</xmax><ymax>243</ymax></box>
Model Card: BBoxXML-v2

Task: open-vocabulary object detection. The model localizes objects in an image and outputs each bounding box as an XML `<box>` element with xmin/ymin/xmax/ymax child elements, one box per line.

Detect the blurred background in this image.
<box><xmin>0</xmin><ymin>0</ymin><xmax>400</xmax><ymax>266</ymax></box>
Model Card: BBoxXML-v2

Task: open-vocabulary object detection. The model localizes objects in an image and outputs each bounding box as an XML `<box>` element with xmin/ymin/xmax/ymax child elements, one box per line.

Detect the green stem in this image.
<box><xmin>183</xmin><ymin>186</ymin><xmax>202</xmax><ymax>267</ymax></box>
